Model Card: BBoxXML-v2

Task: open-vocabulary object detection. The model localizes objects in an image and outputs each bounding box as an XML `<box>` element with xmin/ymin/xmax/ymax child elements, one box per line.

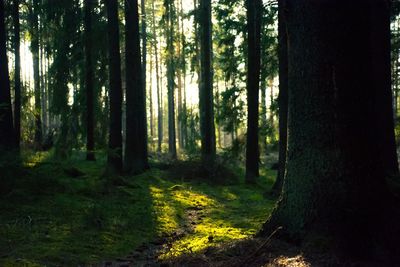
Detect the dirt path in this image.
<box><xmin>95</xmin><ymin>206</ymin><xmax>204</xmax><ymax>267</ymax></box>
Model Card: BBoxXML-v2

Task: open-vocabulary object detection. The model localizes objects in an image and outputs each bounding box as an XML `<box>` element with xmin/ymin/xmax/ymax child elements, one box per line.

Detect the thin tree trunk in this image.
<box><xmin>141</xmin><ymin>0</ymin><xmax>148</xmax><ymax>157</ymax></box>
<box><xmin>260</xmin><ymin>80</ymin><xmax>268</xmax><ymax>156</ymax></box>
<box><xmin>85</xmin><ymin>0</ymin><xmax>95</xmax><ymax>161</ymax></box>
<box><xmin>199</xmin><ymin>0</ymin><xmax>216</xmax><ymax>168</ymax></box>
<box><xmin>180</xmin><ymin>0</ymin><xmax>187</xmax><ymax>149</ymax></box>
<box><xmin>272</xmin><ymin>0</ymin><xmax>288</xmax><ymax>195</ymax></box>
<box><xmin>31</xmin><ymin>0</ymin><xmax>42</xmax><ymax>147</ymax></box>
<box><xmin>166</xmin><ymin>0</ymin><xmax>177</xmax><ymax>159</ymax></box>
<box><xmin>105</xmin><ymin>0</ymin><xmax>123</xmax><ymax>173</ymax></box>
<box><xmin>152</xmin><ymin>0</ymin><xmax>163</xmax><ymax>152</ymax></box>
<box><xmin>13</xmin><ymin>0</ymin><xmax>21</xmax><ymax>149</ymax></box>
<box><xmin>149</xmin><ymin>43</ymin><xmax>154</xmax><ymax>144</ymax></box>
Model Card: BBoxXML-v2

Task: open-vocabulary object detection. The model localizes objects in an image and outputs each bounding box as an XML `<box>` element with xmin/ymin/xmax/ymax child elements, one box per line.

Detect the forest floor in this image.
<box><xmin>0</xmin><ymin>150</ymin><xmax>282</xmax><ymax>266</ymax></box>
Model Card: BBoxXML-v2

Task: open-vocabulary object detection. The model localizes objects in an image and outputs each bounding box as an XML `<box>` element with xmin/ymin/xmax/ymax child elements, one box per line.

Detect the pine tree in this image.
<box><xmin>125</xmin><ymin>0</ymin><xmax>149</xmax><ymax>173</ymax></box>
<box><xmin>105</xmin><ymin>0</ymin><xmax>123</xmax><ymax>173</ymax></box>
<box><xmin>199</xmin><ymin>0</ymin><xmax>216</xmax><ymax>167</ymax></box>
<box><xmin>0</xmin><ymin>0</ymin><xmax>16</xmax><ymax>152</ymax></box>
<box><xmin>260</xmin><ymin>0</ymin><xmax>400</xmax><ymax>258</ymax></box>
<box><xmin>245</xmin><ymin>0</ymin><xmax>262</xmax><ymax>183</ymax></box>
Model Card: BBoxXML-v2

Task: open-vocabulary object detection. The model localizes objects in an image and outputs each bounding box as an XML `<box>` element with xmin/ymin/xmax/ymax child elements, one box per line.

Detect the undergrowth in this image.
<box><xmin>0</xmin><ymin>150</ymin><xmax>277</xmax><ymax>266</ymax></box>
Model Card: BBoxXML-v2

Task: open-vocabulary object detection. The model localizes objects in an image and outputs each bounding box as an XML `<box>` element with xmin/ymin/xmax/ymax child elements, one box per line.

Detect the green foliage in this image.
<box><xmin>0</xmin><ymin>151</ymin><xmax>276</xmax><ymax>265</ymax></box>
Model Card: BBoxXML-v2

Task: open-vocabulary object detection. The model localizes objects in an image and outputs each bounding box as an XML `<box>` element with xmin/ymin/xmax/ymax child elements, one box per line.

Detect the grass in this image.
<box><xmin>0</xmin><ymin>150</ymin><xmax>277</xmax><ymax>266</ymax></box>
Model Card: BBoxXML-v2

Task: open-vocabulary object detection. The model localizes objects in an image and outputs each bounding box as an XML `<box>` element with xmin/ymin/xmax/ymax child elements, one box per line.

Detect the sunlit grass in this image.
<box><xmin>0</xmin><ymin>151</ymin><xmax>277</xmax><ymax>266</ymax></box>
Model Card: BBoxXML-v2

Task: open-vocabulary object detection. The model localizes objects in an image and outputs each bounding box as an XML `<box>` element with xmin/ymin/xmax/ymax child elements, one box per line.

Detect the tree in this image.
<box><xmin>13</xmin><ymin>0</ymin><xmax>21</xmax><ymax>149</ymax></box>
<box><xmin>260</xmin><ymin>0</ymin><xmax>400</xmax><ymax>258</ymax></box>
<box><xmin>272</xmin><ymin>0</ymin><xmax>288</xmax><ymax>194</ymax></box>
<box><xmin>199</xmin><ymin>0</ymin><xmax>216</xmax><ymax>167</ymax></box>
<box><xmin>151</xmin><ymin>0</ymin><xmax>163</xmax><ymax>152</ymax></box>
<box><xmin>105</xmin><ymin>0</ymin><xmax>123</xmax><ymax>173</ymax></box>
<box><xmin>0</xmin><ymin>0</ymin><xmax>16</xmax><ymax>152</ymax></box>
<box><xmin>245</xmin><ymin>0</ymin><xmax>262</xmax><ymax>183</ymax></box>
<box><xmin>85</xmin><ymin>0</ymin><xmax>95</xmax><ymax>161</ymax></box>
<box><xmin>165</xmin><ymin>0</ymin><xmax>177</xmax><ymax>159</ymax></box>
<box><xmin>29</xmin><ymin>0</ymin><xmax>42</xmax><ymax>147</ymax></box>
<box><xmin>125</xmin><ymin>0</ymin><xmax>149</xmax><ymax>173</ymax></box>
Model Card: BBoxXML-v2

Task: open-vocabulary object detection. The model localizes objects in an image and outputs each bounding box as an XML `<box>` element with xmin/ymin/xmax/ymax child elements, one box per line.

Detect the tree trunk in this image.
<box><xmin>141</xmin><ymin>0</ymin><xmax>149</xmax><ymax>157</ymax></box>
<box><xmin>166</xmin><ymin>0</ymin><xmax>177</xmax><ymax>159</ymax></box>
<box><xmin>149</xmin><ymin>44</ymin><xmax>154</xmax><ymax>145</ymax></box>
<box><xmin>245</xmin><ymin>0</ymin><xmax>262</xmax><ymax>183</ymax></box>
<box><xmin>260</xmin><ymin>80</ymin><xmax>268</xmax><ymax>157</ymax></box>
<box><xmin>261</xmin><ymin>0</ymin><xmax>400</xmax><ymax>258</ymax></box>
<box><xmin>30</xmin><ymin>0</ymin><xmax>42</xmax><ymax>147</ymax></box>
<box><xmin>125</xmin><ymin>0</ymin><xmax>149</xmax><ymax>173</ymax></box>
<box><xmin>199</xmin><ymin>0</ymin><xmax>216</xmax><ymax>168</ymax></box>
<box><xmin>13</xmin><ymin>0</ymin><xmax>21</xmax><ymax>149</ymax></box>
<box><xmin>272</xmin><ymin>0</ymin><xmax>288</xmax><ymax>195</ymax></box>
<box><xmin>0</xmin><ymin>0</ymin><xmax>16</xmax><ymax>152</ymax></box>
<box><xmin>152</xmin><ymin>0</ymin><xmax>163</xmax><ymax>152</ymax></box>
<box><xmin>85</xmin><ymin>0</ymin><xmax>95</xmax><ymax>161</ymax></box>
<box><xmin>180</xmin><ymin>0</ymin><xmax>188</xmax><ymax>149</ymax></box>
<box><xmin>105</xmin><ymin>0</ymin><xmax>123</xmax><ymax>173</ymax></box>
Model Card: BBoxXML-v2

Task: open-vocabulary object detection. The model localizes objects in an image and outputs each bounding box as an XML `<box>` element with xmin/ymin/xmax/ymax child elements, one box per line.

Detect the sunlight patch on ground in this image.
<box><xmin>268</xmin><ymin>255</ymin><xmax>311</xmax><ymax>267</ymax></box>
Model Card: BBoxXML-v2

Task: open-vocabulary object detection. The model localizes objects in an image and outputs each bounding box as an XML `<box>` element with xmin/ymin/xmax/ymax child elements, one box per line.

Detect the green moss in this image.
<box><xmin>0</xmin><ymin>151</ymin><xmax>277</xmax><ymax>265</ymax></box>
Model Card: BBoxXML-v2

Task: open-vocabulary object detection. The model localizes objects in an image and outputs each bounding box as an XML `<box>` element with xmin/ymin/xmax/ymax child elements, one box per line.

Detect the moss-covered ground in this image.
<box><xmin>0</xmin><ymin>151</ymin><xmax>277</xmax><ymax>266</ymax></box>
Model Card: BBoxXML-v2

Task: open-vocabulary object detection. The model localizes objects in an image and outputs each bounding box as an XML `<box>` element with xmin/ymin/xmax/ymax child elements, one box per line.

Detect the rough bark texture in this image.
<box><xmin>245</xmin><ymin>0</ymin><xmax>262</xmax><ymax>183</ymax></box>
<box><xmin>125</xmin><ymin>0</ymin><xmax>149</xmax><ymax>173</ymax></box>
<box><xmin>0</xmin><ymin>0</ymin><xmax>16</xmax><ymax>152</ymax></box>
<box><xmin>13</xmin><ymin>0</ymin><xmax>21</xmax><ymax>149</ymax></box>
<box><xmin>261</xmin><ymin>0</ymin><xmax>400</xmax><ymax>259</ymax></box>
<box><xmin>272</xmin><ymin>0</ymin><xmax>288</xmax><ymax>194</ymax></box>
<box><xmin>199</xmin><ymin>0</ymin><xmax>216</xmax><ymax>168</ymax></box>
<box><xmin>106</xmin><ymin>0</ymin><xmax>123</xmax><ymax>173</ymax></box>
<box><xmin>85</xmin><ymin>0</ymin><xmax>95</xmax><ymax>161</ymax></box>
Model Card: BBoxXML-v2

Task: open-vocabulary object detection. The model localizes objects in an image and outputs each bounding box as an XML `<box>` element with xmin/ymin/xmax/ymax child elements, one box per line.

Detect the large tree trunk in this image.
<box><xmin>245</xmin><ymin>0</ymin><xmax>262</xmax><ymax>183</ymax></box>
<box><xmin>260</xmin><ymin>0</ymin><xmax>400</xmax><ymax>259</ymax></box>
<box><xmin>0</xmin><ymin>0</ymin><xmax>16</xmax><ymax>152</ymax></box>
<box><xmin>13</xmin><ymin>0</ymin><xmax>21</xmax><ymax>149</ymax></box>
<box><xmin>105</xmin><ymin>0</ymin><xmax>123</xmax><ymax>173</ymax></box>
<box><xmin>85</xmin><ymin>0</ymin><xmax>95</xmax><ymax>161</ymax></box>
<box><xmin>30</xmin><ymin>0</ymin><xmax>42</xmax><ymax>147</ymax></box>
<box><xmin>199</xmin><ymin>0</ymin><xmax>216</xmax><ymax>168</ymax></box>
<box><xmin>166</xmin><ymin>0</ymin><xmax>177</xmax><ymax>159</ymax></box>
<box><xmin>125</xmin><ymin>0</ymin><xmax>148</xmax><ymax>173</ymax></box>
<box><xmin>272</xmin><ymin>0</ymin><xmax>288</xmax><ymax>195</ymax></box>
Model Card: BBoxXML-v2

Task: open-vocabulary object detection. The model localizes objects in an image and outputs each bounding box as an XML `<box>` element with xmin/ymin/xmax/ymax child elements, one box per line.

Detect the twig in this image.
<box><xmin>238</xmin><ymin>226</ymin><xmax>283</xmax><ymax>266</ymax></box>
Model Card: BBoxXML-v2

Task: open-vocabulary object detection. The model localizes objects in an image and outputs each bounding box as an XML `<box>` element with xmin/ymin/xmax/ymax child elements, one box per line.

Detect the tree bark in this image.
<box><xmin>85</xmin><ymin>0</ymin><xmax>95</xmax><ymax>161</ymax></box>
<box><xmin>272</xmin><ymin>0</ymin><xmax>288</xmax><ymax>195</ymax></box>
<box><xmin>0</xmin><ymin>0</ymin><xmax>16</xmax><ymax>152</ymax></box>
<box><xmin>199</xmin><ymin>0</ymin><xmax>216</xmax><ymax>168</ymax></box>
<box><xmin>125</xmin><ymin>0</ymin><xmax>149</xmax><ymax>173</ymax></box>
<box><xmin>105</xmin><ymin>0</ymin><xmax>123</xmax><ymax>173</ymax></box>
<box><xmin>245</xmin><ymin>0</ymin><xmax>262</xmax><ymax>183</ymax></box>
<box><xmin>261</xmin><ymin>0</ymin><xmax>400</xmax><ymax>259</ymax></box>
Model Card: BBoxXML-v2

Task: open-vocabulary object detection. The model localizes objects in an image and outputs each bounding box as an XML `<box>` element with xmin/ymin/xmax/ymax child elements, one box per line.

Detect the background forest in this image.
<box><xmin>1</xmin><ymin>0</ymin><xmax>400</xmax><ymax>266</ymax></box>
